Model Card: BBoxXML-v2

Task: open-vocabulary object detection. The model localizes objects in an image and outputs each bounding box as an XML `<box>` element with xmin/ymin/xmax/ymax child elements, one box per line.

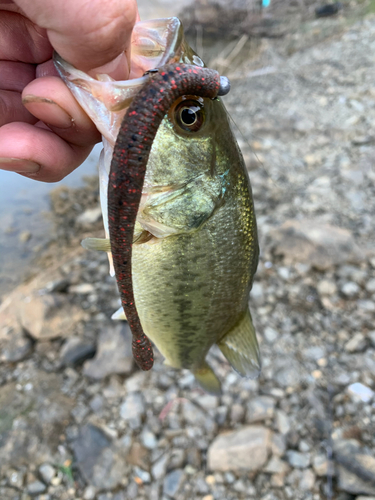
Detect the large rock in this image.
<box><xmin>83</xmin><ymin>323</ymin><xmax>134</xmax><ymax>379</ymax></box>
<box><xmin>18</xmin><ymin>293</ymin><xmax>84</xmax><ymax>340</ymax></box>
<box><xmin>72</xmin><ymin>424</ymin><xmax>129</xmax><ymax>490</ymax></box>
<box><xmin>268</xmin><ymin>220</ymin><xmax>364</xmax><ymax>270</ymax></box>
<box><xmin>207</xmin><ymin>426</ymin><xmax>271</xmax><ymax>472</ymax></box>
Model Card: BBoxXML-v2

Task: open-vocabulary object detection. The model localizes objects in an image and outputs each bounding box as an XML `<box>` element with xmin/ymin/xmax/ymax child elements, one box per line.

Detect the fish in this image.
<box><xmin>54</xmin><ymin>17</ymin><xmax>260</xmax><ymax>394</ymax></box>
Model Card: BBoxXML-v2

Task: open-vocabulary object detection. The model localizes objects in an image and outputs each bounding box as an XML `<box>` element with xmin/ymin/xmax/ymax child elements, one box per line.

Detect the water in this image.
<box><xmin>0</xmin><ymin>144</ymin><xmax>101</xmax><ymax>295</ymax></box>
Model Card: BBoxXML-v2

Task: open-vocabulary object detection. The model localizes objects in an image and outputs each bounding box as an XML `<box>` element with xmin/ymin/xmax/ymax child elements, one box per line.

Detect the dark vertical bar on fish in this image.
<box><xmin>108</xmin><ymin>63</ymin><xmax>226</xmax><ymax>370</ymax></box>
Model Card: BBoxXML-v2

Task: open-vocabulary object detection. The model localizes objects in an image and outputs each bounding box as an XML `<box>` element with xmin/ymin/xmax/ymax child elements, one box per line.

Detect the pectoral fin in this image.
<box><xmin>82</xmin><ymin>237</ymin><xmax>111</xmax><ymax>252</ymax></box>
<box><xmin>193</xmin><ymin>361</ymin><xmax>222</xmax><ymax>396</ymax></box>
<box><xmin>111</xmin><ymin>306</ymin><xmax>127</xmax><ymax>321</ymax></box>
<box><xmin>218</xmin><ymin>308</ymin><xmax>261</xmax><ymax>379</ymax></box>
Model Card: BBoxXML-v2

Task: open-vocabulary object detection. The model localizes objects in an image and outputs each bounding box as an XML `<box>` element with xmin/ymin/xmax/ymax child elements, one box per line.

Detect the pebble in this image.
<box><xmin>207</xmin><ymin>426</ymin><xmax>271</xmax><ymax>472</ymax></box>
<box><xmin>275</xmin><ymin>410</ymin><xmax>291</xmax><ymax>435</ymax></box>
<box><xmin>76</xmin><ymin>206</ymin><xmax>102</xmax><ymax>226</ymax></box>
<box><xmin>38</xmin><ymin>463</ymin><xmax>56</xmax><ymax>484</ymax></box>
<box><xmin>27</xmin><ymin>480</ymin><xmax>46</xmax><ymax>495</ymax></box>
<box><xmin>246</xmin><ymin>396</ymin><xmax>275</xmax><ymax>423</ymax></box>
<box><xmin>163</xmin><ymin>469</ymin><xmax>185</xmax><ymax>498</ymax></box>
<box><xmin>120</xmin><ymin>392</ymin><xmax>146</xmax><ymax>427</ymax></box>
<box><xmin>19</xmin><ymin>230</ymin><xmax>31</xmax><ymax>243</ymax></box>
<box><xmin>286</xmin><ymin>451</ymin><xmax>310</xmax><ymax>469</ymax></box>
<box><xmin>60</xmin><ymin>336</ymin><xmax>96</xmax><ymax>366</ymax></box>
<box><xmin>347</xmin><ymin>382</ymin><xmax>374</xmax><ymax>403</ymax></box>
<box><xmin>341</xmin><ymin>281</ymin><xmax>360</xmax><ymax>298</ymax></box>
<box><xmin>0</xmin><ymin>326</ymin><xmax>33</xmax><ymax>363</ymax></box>
<box><xmin>263</xmin><ymin>327</ymin><xmax>279</xmax><ymax>343</ymax></box>
<box><xmin>344</xmin><ymin>333</ymin><xmax>367</xmax><ymax>353</ymax></box>
<box><xmin>317</xmin><ymin>279</ymin><xmax>337</xmax><ymax>296</ymax></box>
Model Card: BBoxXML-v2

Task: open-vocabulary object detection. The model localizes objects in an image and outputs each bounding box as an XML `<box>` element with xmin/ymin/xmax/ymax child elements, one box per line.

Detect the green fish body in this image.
<box><xmin>55</xmin><ymin>18</ymin><xmax>260</xmax><ymax>393</ymax></box>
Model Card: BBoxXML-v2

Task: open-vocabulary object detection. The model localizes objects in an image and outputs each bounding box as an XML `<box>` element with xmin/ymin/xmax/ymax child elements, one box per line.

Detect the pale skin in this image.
<box><xmin>0</xmin><ymin>0</ymin><xmax>139</xmax><ymax>182</ymax></box>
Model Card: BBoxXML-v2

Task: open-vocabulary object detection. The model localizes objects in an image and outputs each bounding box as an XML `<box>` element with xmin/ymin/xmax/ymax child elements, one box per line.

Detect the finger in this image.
<box><xmin>0</xmin><ymin>60</ymin><xmax>35</xmax><ymax>91</ymax></box>
<box><xmin>13</xmin><ymin>0</ymin><xmax>138</xmax><ymax>75</ymax></box>
<box><xmin>0</xmin><ymin>89</ymin><xmax>37</xmax><ymax>125</ymax></box>
<box><xmin>0</xmin><ymin>122</ymin><xmax>93</xmax><ymax>182</ymax></box>
<box><xmin>22</xmin><ymin>76</ymin><xmax>101</xmax><ymax>147</ymax></box>
<box><xmin>0</xmin><ymin>11</ymin><xmax>52</xmax><ymax>63</ymax></box>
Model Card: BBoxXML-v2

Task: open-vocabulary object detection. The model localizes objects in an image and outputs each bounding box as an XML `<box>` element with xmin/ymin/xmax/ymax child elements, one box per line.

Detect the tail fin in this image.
<box><xmin>218</xmin><ymin>308</ymin><xmax>261</xmax><ymax>379</ymax></box>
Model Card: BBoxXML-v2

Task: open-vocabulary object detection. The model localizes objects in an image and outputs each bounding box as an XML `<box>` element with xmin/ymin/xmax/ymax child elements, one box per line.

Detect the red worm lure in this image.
<box><xmin>108</xmin><ymin>63</ymin><xmax>230</xmax><ymax>371</ymax></box>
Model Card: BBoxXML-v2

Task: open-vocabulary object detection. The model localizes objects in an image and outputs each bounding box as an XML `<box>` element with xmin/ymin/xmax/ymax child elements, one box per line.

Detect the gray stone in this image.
<box><xmin>347</xmin><ymin>383</ymin><xmax>374</xmax><ymax>403</ymax></box>
<box><xmin>163</xmin><ymin>469</ymin><xmax>185</xmax><ymax>498</ymax></box>
<box><xmin>264</xmin><ymin>327</ymin><xmax>279</xmax><ymax>343</ymax></box>
<box><xmin>276</xmin><ymin>410</ymin><xmax>291</xmax><ymax>435</ymax></box>
<box><xmin>269</xmin><ymin>220</ymin><xmax>363</xmax><ymax>270</ymax></box>
<box><xmin>120</xmin><ymin>392</ymin><xmax>145</xmax><ymax>428</ymax></box>
<box><xmin>271</xmin><ymin>433</ymin><xmax>286</xmax><ymax>457</ymax></box>
<box><xmin>317</xmin><ymin>280</ymin><xmax>337</xmax><ymax>296</ymax></box>
<box><xmin>84</xmin><ymin>323</ymin><xmax>133</xmax><ymax>379</ymax></box>
<box><xmin>366</xmin><ymin>278</ymin><xmax>375</xmax><ymax>293</ymax></box>
<box><xmin>0</xmin><ymin>325</ymin><xmax>33</xmax><ymax>362</ymax></box>
<box><xmin>246</xmin><ymin>396</ymin><xmax>275</xmax><ymax>423</ymax></box>
<box><xmin>60</xmin><ymin>336</ymin><xmax>95</xmax><ymax>366</ymax></box>
<box><xmin>312</xmin><ymin>454</ymin><xmax>333</xmax><ymax>476</ymax></box>
<box><xmin>38</xmin><ymin>463</ymin><xmax>56</xmax><ymax>484</ymax></box>
<box><xmin>72</xmin><ymin>424</ymin><xmax>128</xmax><ymax>490</ymax></box>
<box><xmin>27</xmin><ymin>480</ymin><xmax>46</xmax><ymax>495</ymax></box>
<box><xmin>334</xmin><ymin>440</ymin><xmax>375</xmax><ymax>496</ymax></box>
<box><xmin>264</xmin><ymin>456</ymin><xmax>289</xmax><ymax>474</ymax></box>
<box><xmin>152</xmin><ymin>453</ymin><xmax>170</xmax><ymax>480</ymax></box>
<box><xmin>369</xmin><ymin>331</ymin><xmax>375</xmax><ymax>347</ymax></box>
<box><xmin>140</xmin><ymin>429</ymin><xmax>158</xmax><ymax>449</ymax></box>
<box><xmin>134</xmin><ymin>466</ymin><xmax>151</xmax><ymax>483</ymax></box>
<box><xmin>207</xmin><ymin>426</ymin><xmax>271</xmax><ymax>472</ymax></box>
<box><xmin>341</xmin><ymin>281</ymin><xmax>360</xmax><ymax>298</ymax></box>
<box><xmin>299</xmin><ymin>469</ymin><xmax>315</xmax><ymax>490</ymax></box>
<box><xmin>344</xmin><ymin>333</ymin><xmax>367</xmax><ymax>353</ymax></box>
<box><xmin>286</xmin><ymin>450</ymin><xmax>310</xmax><ymax>469</ymax></box>
<box><xmin>69</xmin><ymin>283</ymin><xmax>95</xmax><ymax>294</ymax></box>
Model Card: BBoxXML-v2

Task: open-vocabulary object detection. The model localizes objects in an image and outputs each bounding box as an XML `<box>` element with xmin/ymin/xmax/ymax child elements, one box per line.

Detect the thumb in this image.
<box><xmin>13</xmin><ymin>0</ymin><xmax>138</xmax><ymax>78</ymax></box>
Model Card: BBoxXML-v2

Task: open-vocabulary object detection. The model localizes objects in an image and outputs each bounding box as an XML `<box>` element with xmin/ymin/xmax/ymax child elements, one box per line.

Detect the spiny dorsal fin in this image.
<box><xmin>218</xmin><ymin>308</ymin><xmax>261</xmax><ymax>379</ymax></box>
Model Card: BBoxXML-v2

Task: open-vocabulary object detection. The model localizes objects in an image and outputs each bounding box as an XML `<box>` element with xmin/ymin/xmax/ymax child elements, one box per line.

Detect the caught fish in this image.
<box><xmin>54</xmin><ymin>17</ymin><xmax>260</xmax><ymax>394</ymax></box>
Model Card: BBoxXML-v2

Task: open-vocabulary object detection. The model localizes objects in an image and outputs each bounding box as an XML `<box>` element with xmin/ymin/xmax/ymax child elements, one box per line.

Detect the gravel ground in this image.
<box><xmin>0</xmin><ymin>4</ymin><xmax>375</xmax><ymax>500</ymax></box>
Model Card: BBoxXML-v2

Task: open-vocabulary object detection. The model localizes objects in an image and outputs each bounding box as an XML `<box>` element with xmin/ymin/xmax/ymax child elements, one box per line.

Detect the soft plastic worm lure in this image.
<box><xmin>108</xmin><ymin>63</ymin><xmax>230</xmax><ymax>370</ymax></box>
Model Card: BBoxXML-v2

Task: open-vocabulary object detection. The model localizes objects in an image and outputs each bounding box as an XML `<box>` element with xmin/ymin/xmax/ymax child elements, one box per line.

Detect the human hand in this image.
<box><xmin>0</xmin><ymin>0</ymin><xmax>139</xmax><ymax>182</ymax></box>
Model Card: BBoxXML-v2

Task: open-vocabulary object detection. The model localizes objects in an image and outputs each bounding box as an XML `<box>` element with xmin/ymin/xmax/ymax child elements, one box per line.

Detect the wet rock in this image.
<box><xmin>207</xmin><ymin>426</ymin><xmax>271</xmax><ymax>472</ymax></box>
<box><xmin>269</xmin><ymin>220</ymin><xmax>363</xmax><ymax>270</ymax></box>
<box><xmin>72</xmin><ymin>424</ymin><xmax>128</xmax><ymax>490</ymax></box>
<box><xmin>18</xmin><ymin>293</ymin><xmax>83</xmax><ymax>340</ymax></box>
<box><xmin>246</xmin><ymin>396</ymin><xmax>275</xmax><ymax>423</ymax></box>
<box><xmin>0</xmin><ymin>325</ymin><xmax>33</xmax><ymax>362</ymax></box>
<box><xmin>344</xmin><ymin>333</ymin><xmax>367</xmax><ymax>353</ymax></box>
<box><xmin>60</xmin><ymin>336</ymin><xmax>96</xmax><ymax>366</ymax></box>
<box><xmin>286</xmin><ymin>450</ymin><xmax>310</xmax><ymax>469</ymax></box>
<box><xmin>83</xmin><ymin>323</ymin><xmax>133</xmax><ymax>379</ymax></box>
<box><xmin>163</xmin><ymin>469</ymin><xmax>185</xmax><ymax>498</ymax></box>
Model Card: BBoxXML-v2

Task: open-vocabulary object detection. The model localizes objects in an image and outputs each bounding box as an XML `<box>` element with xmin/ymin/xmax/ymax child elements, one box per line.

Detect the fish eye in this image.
<box><xmin>174</xmin><ymin>99</ymin><xmax>205</xmax><ymax>133</ymax></box>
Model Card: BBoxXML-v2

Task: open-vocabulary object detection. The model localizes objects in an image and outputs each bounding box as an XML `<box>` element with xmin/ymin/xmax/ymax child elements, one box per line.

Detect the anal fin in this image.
<box><xmin>218</xmin><ymin>308</ymin><xmax>261</xmax><ymax>379</ymax></box>
<box><xmin>193</xmin><ymin>361</ymin><xmax>222</xmax><ymax>396</ymax></box>
<box><xmin>82</xmin><ymin>237</ymin><xmax>111</xmax><ymax>252</ymax></box>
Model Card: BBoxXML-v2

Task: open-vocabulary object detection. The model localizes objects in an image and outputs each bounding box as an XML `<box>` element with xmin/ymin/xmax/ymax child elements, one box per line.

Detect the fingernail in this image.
<box><xmin>22</xmin><ymin>95</ymin><xmax>73</xmax><ymax>129</ymax></box>
<box><xmin>0</xmin><ymin>158</ymin><xmax>41</xmax><ymax>173</ymax></box>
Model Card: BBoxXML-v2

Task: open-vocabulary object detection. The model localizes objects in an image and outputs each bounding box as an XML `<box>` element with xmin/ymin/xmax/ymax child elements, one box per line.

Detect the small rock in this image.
<box><xmin>366</xmin><ymin>278</ymin><xmax>375</xmax><ymax>293</ymax></box>
<box><xmin>69</xmin><ymin>283</ymin><xmax>95</xmax><ymax>294</ymax></box>
<box><xmin>276</xmin><ymin>410</ymin><xmax>291</xmax><ymax>435</ymax></box>
<box><xmin>38</xmin><ymin>463</ymin><xmax>56</xmax><ymax>484</ymax></box>
<box><xmin>335</xmin><ymin>440</ymin><xmax>375</xmax><ymax>495</ymax></box>
<box><xmin>0</xmin><ymin>325</ymin><xmax>33</xmax><ymax>362</ymax></box>
<box><xmin>264</xmin><ymin>456</ymin><xmax>289</xmax><ymax>474</ymax></box>
<box><xmin>246</xmin><ymin>396</ymin><xmax>275</xmax><ymax>423</ymax></box>
<box><xmin>317</xmin><ymin>280</ymin><xmax>337</xmax><ymax>296</ymax></box>
<box><xmin>163</xmin><ymin>469</ymin><xmax>185</xmax><ymax>498</ymax></box>
<box><xmin>19</xmin><ymin>230</ymin><xmax>31</xmax><ymax>243</ymax></box>
<box><xmin>286</xmin><ymin>450</ymin><xmax>310</xmax><ymax>469</ymax></box>
<box><xmin>271</xmin><ymin>433</ymin><xmax>286</xmax><ymax>457</ymax></box>
<box><xmin>152</xmin><ymin>452</ymin><xmax>170</xmax><ymax>480</ymax></box>
<box><xmin>84</xmin><ymin>323</ymin><xmax>133</xmax><ymax>379</ymax></box>
<box><xmin>60</xmin><ymin>336</ymin><xmax>96</xmax><ymax>366</ymax></box>
<box><xmin>83</xmin><ymin>486</ymin><xmax>97</xmax><ymax>500</ymax></box>
<box><xmin>344</xmin><ymin>333</ymin><xmax>367</xmax><ymax>353</ymax></box>
<box><xmin>341</xmin><ymin>282</ymin><xmax>360</xmax><ymax>298</ymax></box>
<box><xmin>230</xmin><ymin>403</ymin><xmax>245</xmax><ymax>424</ymax></box>
<box><xmin>263</xmin><ymin>327</ymin><xmax>279</xmax><ymax>343</ymax></box>
<box><xmin>312</xmin><ymin>454</ymin><xmax>332</xmax><ymax>476</ymax></box>
<box><xmin>76</xmin><ymin>207</ymin><xmax>102</xmax><ymax>226</ymax></box>
<box><xmin>140</xmin><ymin>429</ymin><xmax>158</xmax><ymax>449</ymax></box>
<box><xmin>27</xmin><ymin>480</ymin><xmax>46</xmax><ymax>495</ymax></box>
<box><xmin>120</xmin><ymin>392</ymin><xmax>145</xmax><ymax>428</ymax></box>
<box><xmin>347</xmin><ymin>383</ymin><xmax>374</xmax><ymax>403</ymax></box>
<box><xmin>369</xmin><ymin>331</ymin><xmax>375</xmax><ymax>347</ymax></box>
<box><xmin>133</xmin><ymin>466</ymin><xmax>151</xmax><ymax>483</ymax></box>
<box><xmin>299</xmin><ymin>469</ymin><xmax>315</xmax><ymax>490</ymax></box>
<box><xmin>207</xmin><ymin>425</ymin><xmax>271</xmax><ymax>472</ymax></box>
